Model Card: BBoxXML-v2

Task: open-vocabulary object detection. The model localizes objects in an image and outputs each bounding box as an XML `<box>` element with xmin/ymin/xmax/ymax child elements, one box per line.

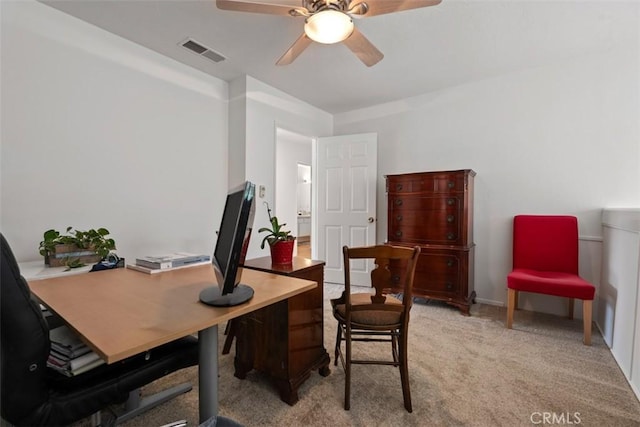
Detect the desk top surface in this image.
<box><xmin>19</xmin><ymin>260</ymin><xmax>93</xmax><ymax>281</ymax></box>
<box><xmin>29</xmin><ymin>265</ymin><xmax>316</xmax><ymax>364</ymax></box>
<box><xmin>244</xmin><ymin>256</ymin><xmax>324</xmax><ymax>275</ymax></box>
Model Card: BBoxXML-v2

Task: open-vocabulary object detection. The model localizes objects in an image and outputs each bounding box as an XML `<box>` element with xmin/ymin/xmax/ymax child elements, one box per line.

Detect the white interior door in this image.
<box><xmin>315</xmin><ymin>133</ymin><xmax>377</xmax><ymax>285</ymax></box>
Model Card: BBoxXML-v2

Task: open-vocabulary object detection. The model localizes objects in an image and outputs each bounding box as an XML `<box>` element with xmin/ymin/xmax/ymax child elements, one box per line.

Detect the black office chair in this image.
<box><xmin>0</xmin><ymin>233</ymin><xmax>199</xmax><ymax>426</ymax></box>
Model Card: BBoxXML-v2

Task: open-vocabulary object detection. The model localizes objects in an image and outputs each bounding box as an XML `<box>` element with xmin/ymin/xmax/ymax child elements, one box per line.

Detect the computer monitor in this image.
<box><xmin>199</xmin><ymin>181</ymin><xmax>256</xmax><ymax>307</ymax></box>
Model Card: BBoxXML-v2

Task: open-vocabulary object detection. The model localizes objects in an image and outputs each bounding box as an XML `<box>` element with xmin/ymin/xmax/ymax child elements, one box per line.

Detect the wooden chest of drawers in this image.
<box><xmin>386</xmin><ymin>170</ymin><xmax>476</xmax><ymax>315</ymax></box>
<box><xmin>233</xmin><ymin>257</ymin><xmax>331</xmax><ymax>405</ymax></box>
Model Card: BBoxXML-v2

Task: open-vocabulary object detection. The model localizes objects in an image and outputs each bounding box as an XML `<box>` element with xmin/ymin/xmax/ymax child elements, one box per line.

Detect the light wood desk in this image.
<box><xmin>29</xmin><ymin>264</ymin><xmax>317</xmax><ymax>423</ymax></box>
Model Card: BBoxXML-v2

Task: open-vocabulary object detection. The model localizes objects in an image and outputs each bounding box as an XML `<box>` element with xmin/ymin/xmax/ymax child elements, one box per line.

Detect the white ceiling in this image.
<box><xmin>40</xmin><ymin>0</ymin><xmax>637</xmax><ymax>114</ymax></box>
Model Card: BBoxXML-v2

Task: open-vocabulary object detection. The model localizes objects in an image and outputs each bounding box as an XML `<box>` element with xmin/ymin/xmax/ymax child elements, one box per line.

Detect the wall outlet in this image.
<box><xmin>259</xmin><ymin>185</ymin><xmax>266</xmax><ymax>198</ymax></box>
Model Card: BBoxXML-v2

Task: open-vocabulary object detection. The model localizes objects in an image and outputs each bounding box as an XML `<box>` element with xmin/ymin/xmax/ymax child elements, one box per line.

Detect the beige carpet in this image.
<box><xmin>79</xmin><ymin>284</ymin><xmax>640</xmax><ymax>427</ymax></box>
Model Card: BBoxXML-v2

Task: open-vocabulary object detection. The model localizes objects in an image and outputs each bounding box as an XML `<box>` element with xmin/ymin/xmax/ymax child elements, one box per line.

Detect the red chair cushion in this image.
<box><xmin>508</xmin><ymin>268</ymin><xmax>595</xmax><ymax>300</ymax></box>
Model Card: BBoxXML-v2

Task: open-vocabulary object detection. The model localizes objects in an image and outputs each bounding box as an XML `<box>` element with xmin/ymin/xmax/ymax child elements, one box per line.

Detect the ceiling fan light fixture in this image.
<box><xmin>304</xmin><ymin>10</ymin><xmax>354</xmax><ymax>44</ymax></box>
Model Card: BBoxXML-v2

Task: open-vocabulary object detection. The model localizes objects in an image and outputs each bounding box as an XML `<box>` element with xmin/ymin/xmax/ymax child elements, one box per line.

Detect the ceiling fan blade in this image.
<box><xmin>349</xmin><ymin>0</ymin><xmax>442</xmax><ymax>17</ymax></box>
<box><xmin>342</xmin><ymin>27</ymin><xmax>383</xmax><ymax>67</ymax></box>
<box><xmin>276</xmin><ymin>34</ymin><xmax>313</xmax><ymax>65</ymax></box>
<box><xmin>216</xmin><ymin>0</ymin><xmax>297</xmax><ymax>16</ymax></box>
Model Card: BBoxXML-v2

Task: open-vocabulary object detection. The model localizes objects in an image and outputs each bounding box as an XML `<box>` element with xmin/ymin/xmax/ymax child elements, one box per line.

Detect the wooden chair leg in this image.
<box><xmin>583</xmin><ymin>300</ymin><xmax>593</xmax><ymax>346</ymax></box>
<box><xmin>506</xmin><ymin>288</ymin><xmax>516</xmax><ymax>329</ymax></box>
<box><xmin>398</xmin><ymin>330</ymin><xmax>412</xmax><ymax>413</ymax></box>
<box><xmin>391</xmin><ymin>332</ymin><xmax>399</xmax><ymax>363</ymax></box>
<box><xmin>334</xmin><ymin>322</ymin><xmax>342</xmax><ymax>366</ymax></box>
<box><xmin>222</xmin><ymin>319</ymin><xmax>237</xmax><ymax>355</ymax></box>
<box><xmin>344</xmin><ymin>325</ymin><xmax>351</xmax><ymax>410</ymax></box>
<box><xmin>568</xmin><ymin>298</ymin><xmax>575</xmax><ymax>320</ymax></box>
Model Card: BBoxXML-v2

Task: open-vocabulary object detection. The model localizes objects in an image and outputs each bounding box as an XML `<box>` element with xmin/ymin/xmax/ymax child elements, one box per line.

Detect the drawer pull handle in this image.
<box><xmin>447</xmin><ymin>259</ymin><xmax>454</xmax><ymax>267</ymax></box>
<box><xmin>447</xmin><ymin>181</ymin><xmax>455</xmax><ymax>189</ymax></box>
<box><xmin>447</xmin><ymin>198</ymin><xmax>455</xmax><ymax>206</ymax></box>
<box><xmin>395</xmin><ymin>231</ymin><xmax>403</xmax><ymax>238</ymax></box>
<box><xmin>392</xmin><ymin>275</ymin><xmax>400</xmax><ymax>284</ymax></box>
<box><xmin>396</xmin><ymin>215</ymin><xmax>403</xmax><ymax>221</ymax></box>
<box><xmin>446</xmin><ymin>282</ymin><xmax>453</xmax><ymax>290</ymax></box>
<box><xmin>447</xmin><ymin>232</ymin><xmax>456</xmax><ymax>240</ymax></box>
<box><xmin>447</xmin><ymin>214</ymin><xmax>455</xmax><ymax>223</ymax></box>
<box><xmin>396</xmin><ymin>184</ymin><xmax>403</xmax><ymax>191</ymax></box>
<box><xmin>395</xmin><ymin>199</ymin><xmax>403</xmax><ymax>206</ymax></box>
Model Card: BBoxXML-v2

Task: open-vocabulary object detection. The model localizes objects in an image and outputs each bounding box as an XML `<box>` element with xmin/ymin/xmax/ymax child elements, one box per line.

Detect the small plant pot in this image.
<box><xmin>270</xmin><ymin>239</ymin><xmax>295</xmax><ymax>265</ymax></box>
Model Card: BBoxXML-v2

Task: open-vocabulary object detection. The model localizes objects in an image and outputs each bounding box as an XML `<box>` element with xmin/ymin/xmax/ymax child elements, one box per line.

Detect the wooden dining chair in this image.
<box><xmin>506</xmin><ymin>215</ymin><xmax>596</xmax><ymax>345</ymax></box>
<box><xmin>331</xmin><ymin>244</ymin><xmax>420</xmax><ymax>412</ymax></box>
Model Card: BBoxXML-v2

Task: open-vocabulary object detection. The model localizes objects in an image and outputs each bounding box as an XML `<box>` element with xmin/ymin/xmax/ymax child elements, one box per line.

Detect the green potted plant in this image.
<box><xmin>38</xmin><ymin>228</ymin><xmax>63</xmax><ymax>266</ymax></box>
<box><xmin>259</xmin><ymin>202</ymin><xmax>296</xmax><ymax>264</ymax></box>
<box><xmin>39</xmin><ymin>226</ymin><xmax>116</xmax><ymax>268</ymax></box>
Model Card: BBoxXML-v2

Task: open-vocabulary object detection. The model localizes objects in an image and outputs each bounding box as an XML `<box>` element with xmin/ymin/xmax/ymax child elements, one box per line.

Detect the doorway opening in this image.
<box><xmin>297</xmin><ymin>163</ymin><xmax>312</xmax><ymax>258</ymax></box>
<box><xmin>275</xmin><ymin>128</ymin><xmax>313</xmax><ymax>259</ymax></box>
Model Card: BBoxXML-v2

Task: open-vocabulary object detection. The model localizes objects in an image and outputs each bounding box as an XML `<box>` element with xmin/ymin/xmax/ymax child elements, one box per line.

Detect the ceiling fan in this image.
<box><xmin>216</xmin><ymin>0</ymin><xmax>442</xmax><ymax>67</ymax></box>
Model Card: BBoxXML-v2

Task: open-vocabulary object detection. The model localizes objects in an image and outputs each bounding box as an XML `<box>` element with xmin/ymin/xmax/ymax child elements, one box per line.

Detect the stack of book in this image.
<box><xmin>127</xmin><ymin>252</ymin><xmax>211</xmax><ymax>274</ymax></box>
<box><xmin>47</xmin><ymin>325</ymin><xmax>104</xmax><ymax>376</ymax></box>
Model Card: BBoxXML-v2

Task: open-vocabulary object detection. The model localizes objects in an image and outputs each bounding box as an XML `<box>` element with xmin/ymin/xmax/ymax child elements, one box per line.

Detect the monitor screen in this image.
<box><xmin>199</xmin><ymin>181</ymin><xmax>256</xmax><ymax>307</ymax></box>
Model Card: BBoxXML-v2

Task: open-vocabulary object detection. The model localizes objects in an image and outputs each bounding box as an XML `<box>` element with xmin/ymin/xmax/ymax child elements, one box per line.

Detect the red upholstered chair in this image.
<box><xmin>506</xmin><ymin>215</ymin><xmax>596</xmax><ymax>345</ymax></box>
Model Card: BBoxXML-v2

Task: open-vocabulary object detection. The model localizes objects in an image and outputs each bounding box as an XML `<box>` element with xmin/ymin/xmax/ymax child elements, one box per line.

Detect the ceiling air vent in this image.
<box><xmin>180</xmin><ymin>38</ymin><xmax>225</xmax><ymax>63</ymax></box>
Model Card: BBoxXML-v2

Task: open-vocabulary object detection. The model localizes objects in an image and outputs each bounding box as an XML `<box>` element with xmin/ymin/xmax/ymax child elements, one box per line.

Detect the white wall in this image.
<box><xmin>228</xmin><ymin>79</ymin><xmax>247</xmax><ymax>188</ymax></box>
<box><xmin>1</xmin><ymin>1</ymin><xmax>230</xmax><ymax>261</ymax></box>
<box><xmin>229</xmin><ymin>76</ymin><xmax>332</xmax><ymax>259</ymax></box>
<box><xmin>3</xmin><ymin>1</ymin><xmax>638</xmax><ymax>320</ymax></box>
<box><xmin>334</xmin><ymin>44</ymin><xmax>639</xmax><ymax>313</ymax></box>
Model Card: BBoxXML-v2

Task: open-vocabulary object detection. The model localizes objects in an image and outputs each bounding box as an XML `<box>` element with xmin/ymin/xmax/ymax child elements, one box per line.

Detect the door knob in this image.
<box><xmin>368</xmin><ymin>217</ymin><xmax>375</xmax><ymax>223</ymax></box>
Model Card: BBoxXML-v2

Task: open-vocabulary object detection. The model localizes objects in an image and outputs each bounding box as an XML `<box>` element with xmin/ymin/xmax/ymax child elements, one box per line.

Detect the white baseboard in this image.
<box><xmin>474</xmin><ymin>297</ymin><xmax>504</xmax><ymax>307</ymax></box>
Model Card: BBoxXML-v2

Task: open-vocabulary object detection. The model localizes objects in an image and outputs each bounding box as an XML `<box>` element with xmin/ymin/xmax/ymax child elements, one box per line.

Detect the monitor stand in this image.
<box><xmin>199</xmin><ymin>284</ymin><xmax>254</xmax><ymax>307</ymax></box>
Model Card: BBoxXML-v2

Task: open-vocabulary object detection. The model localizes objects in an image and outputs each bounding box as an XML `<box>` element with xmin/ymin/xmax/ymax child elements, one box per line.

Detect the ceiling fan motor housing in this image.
<box><xmin>303</xmin><ymin>0</ymin><xmax>351</xmax><ymax>13</ymax></box>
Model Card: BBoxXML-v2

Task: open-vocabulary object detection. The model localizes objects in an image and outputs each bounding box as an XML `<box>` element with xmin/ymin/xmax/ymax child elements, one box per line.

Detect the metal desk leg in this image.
<box><xmin>198</xmin><ymin>325</ymin><xmax>218</xmax><ymax>423</ymax></box>
<box><xmin>115</xmin><ymin>384</ymin><xmax>193</xmax><ymax>424</ymax></box>
<box><xmin>198</xmin><ymin>325</ymin><xmax>244</xmax><ymax>427</ymax></box>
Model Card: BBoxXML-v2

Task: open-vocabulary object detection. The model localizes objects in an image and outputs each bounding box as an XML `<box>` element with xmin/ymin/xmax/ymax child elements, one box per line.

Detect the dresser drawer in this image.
<box><xmin>386</xmin><ymin>176</ymin><xmax>424</xmax><ymax>193</ymax></box>
<box><xmin>389</xmin><ymin>251</ymin><xmax>461</xmax><ymax>295</ymax></box>
<box><xmin>389</xmin><ymin>215</ymin><xmax>461</xmax><ymax>245</ymax></box>
<box><xmin>388</xmin><ymin>196</ymin><xmax>462</xmax><ymax>244</ymax></box>
<box><xmin>431</xmin><ymin>173</ymin><xmax>467</xmax><ymax>193</ymax></box>
<box><xmin>388</xmin><ymin>195</ymin><xmax>461</xmax><ymax>211</ymax></box>
<box><xmin>387</xmin><ymin>172</ymin><xmax>468</xmax><ymax>194</ymax></box>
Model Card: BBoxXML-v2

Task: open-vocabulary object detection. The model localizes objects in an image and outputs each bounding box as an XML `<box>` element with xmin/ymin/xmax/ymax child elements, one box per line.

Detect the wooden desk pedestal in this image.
<box><xmin>234</xmin><ymin>257</ymin><xmax>331</xmax><ymax>405</ymax></box>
